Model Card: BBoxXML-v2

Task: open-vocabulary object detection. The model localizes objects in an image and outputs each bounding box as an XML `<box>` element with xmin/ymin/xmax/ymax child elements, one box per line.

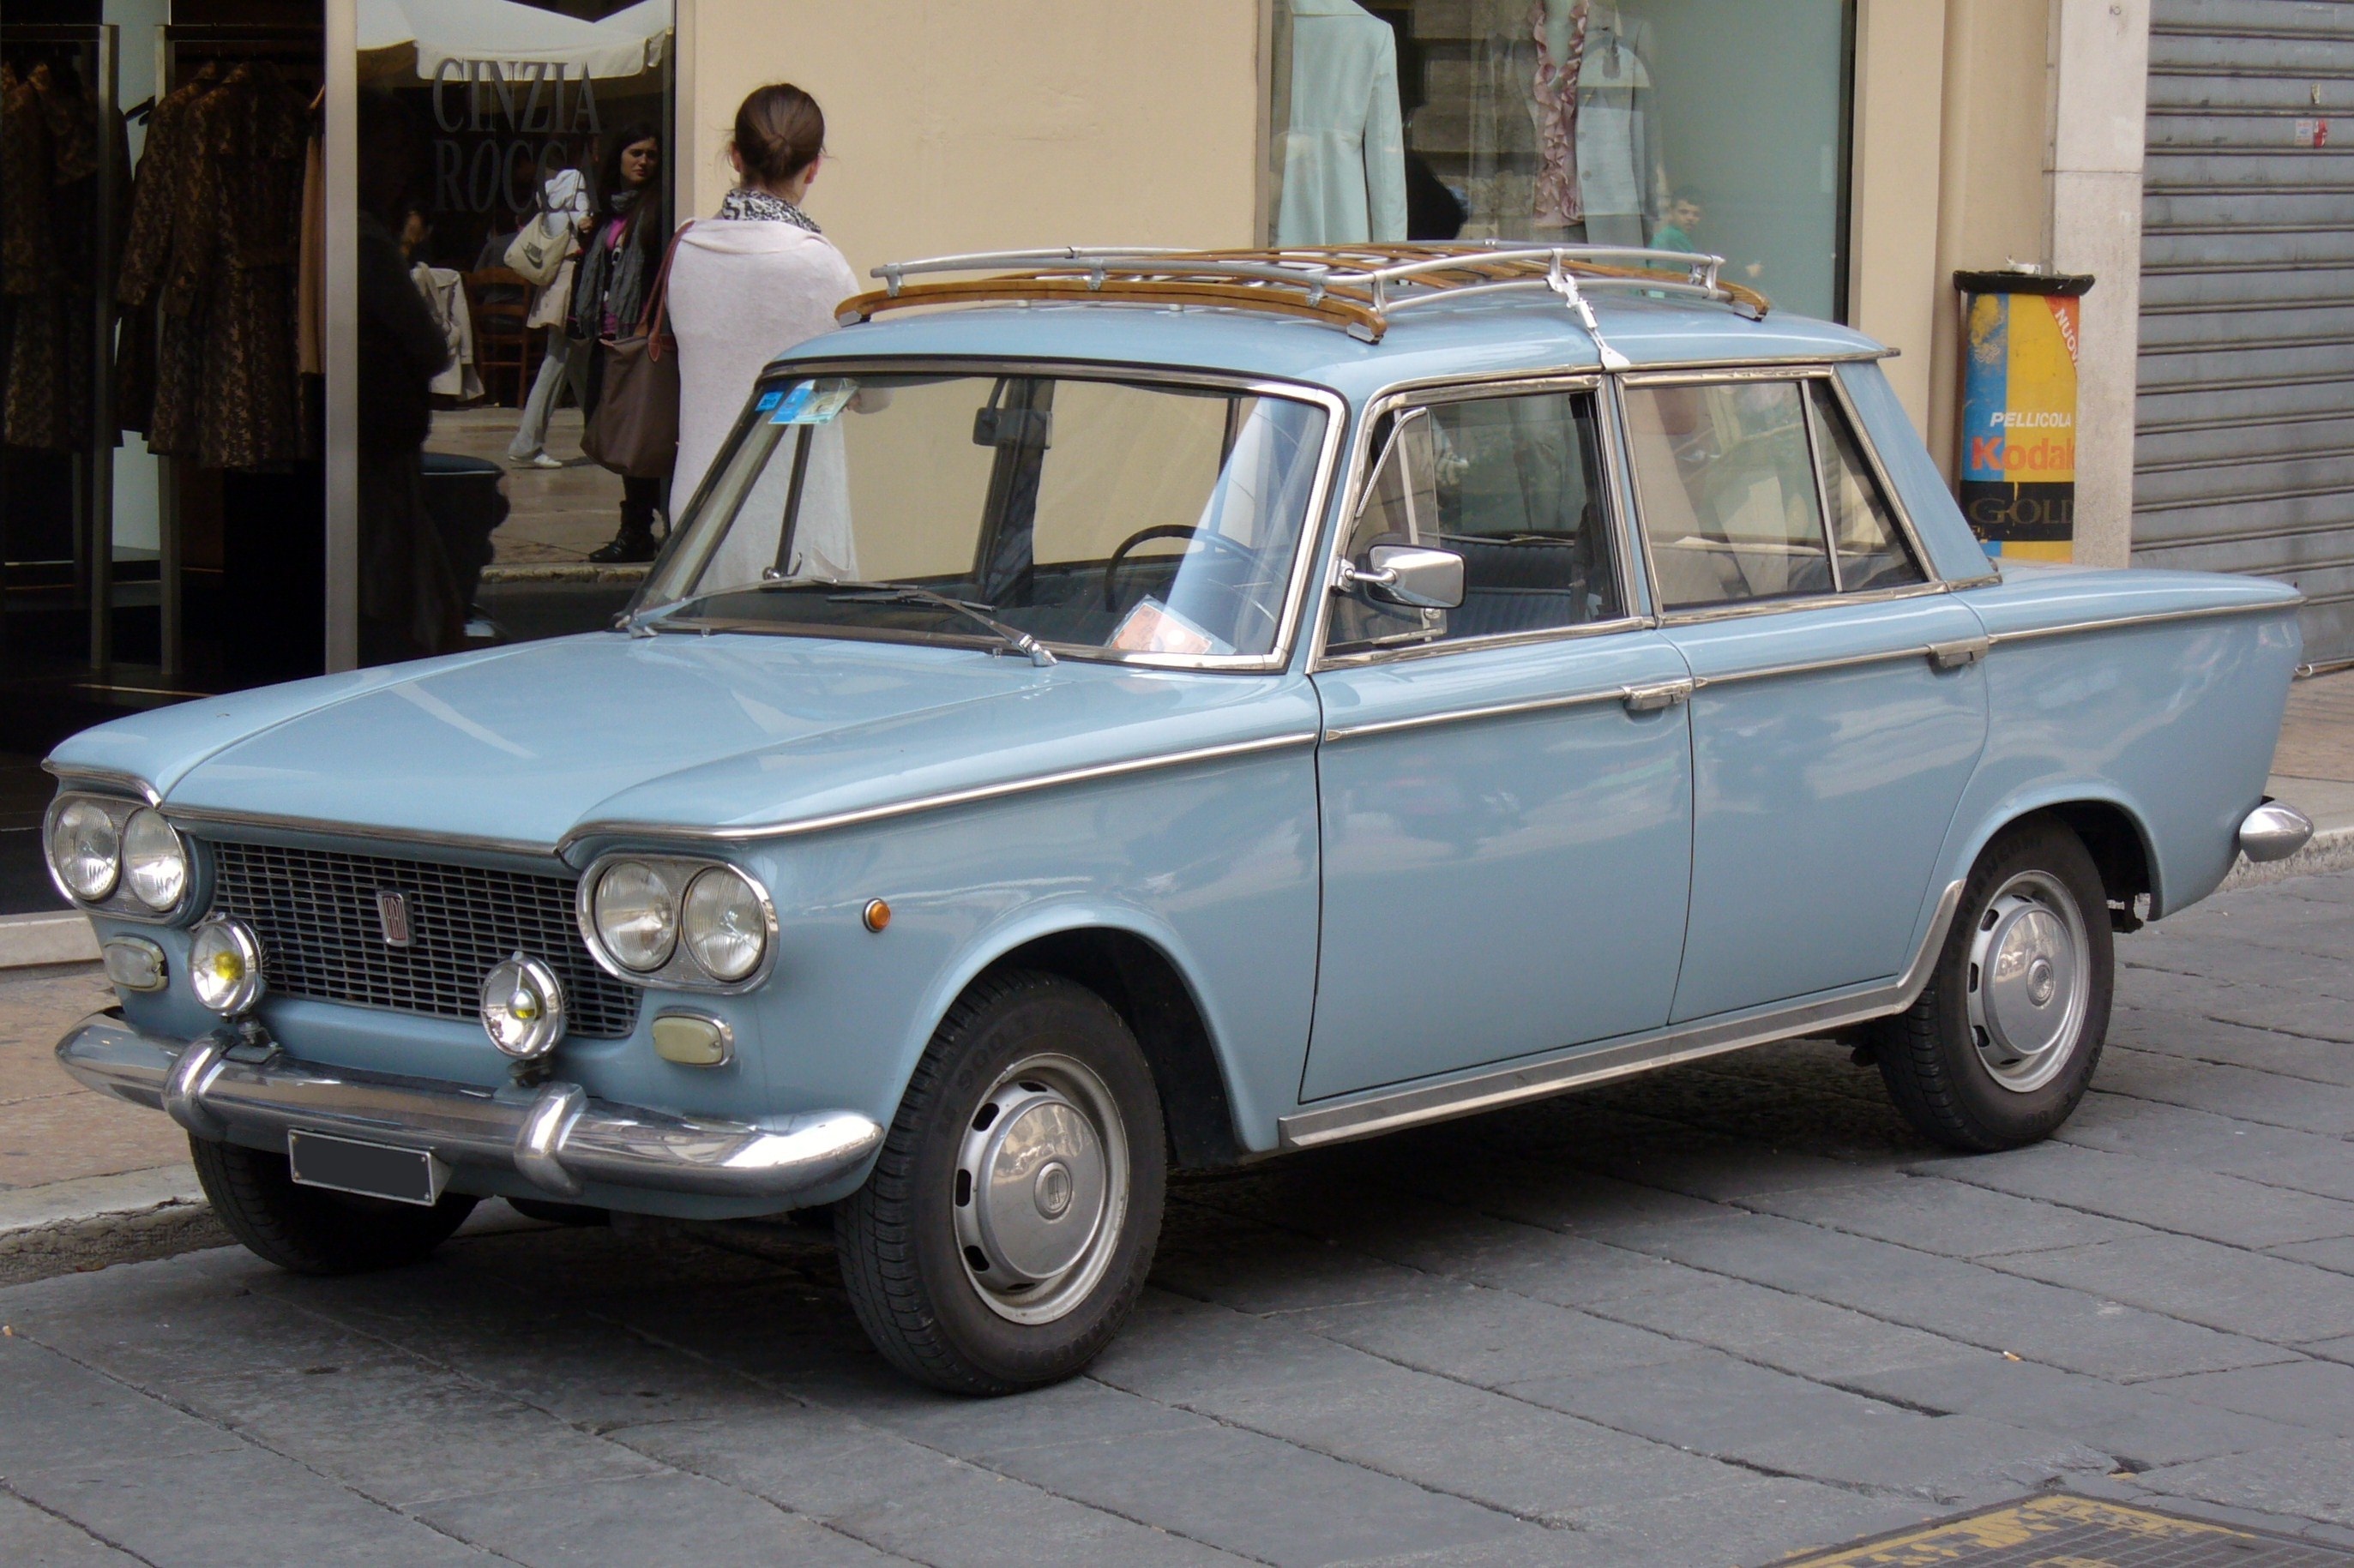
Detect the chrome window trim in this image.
<box><xmin>1278</xmin><ymin>879</ymin><xmax>1966</xmax><ymax>1149</ymax></box>
<box><xmin>1616</xmin><ymin>365</ymin><xmax>1948</xmax><ymax>631</ymax></box>
<box><xmin>40</xmin><ymin>762</ymin><xmax>160</xmax><ymax>805</ymax></box>
<box><xmin>1307</xmin><ymin>372</ymin><xmax>1641</xmax><ymax>672</ymax></box>
<box><xmin>575</xmin><ymin>854</ymin><xmax>780</xmax><ymax>994</ymax></box>
<box><xmin>43</xmin><ymin>792</ymin><xmax>203</xmax><ymax>925</ymax></box>
<box><xmin>561</xmin><ymin>730</ymin><xmax>1321</xmax><ymax>851</ymax></box>
<box><xmin>636</xmin><ymin>355</ymin><xmax>1349</xmax><ymax>676</ymax></box>
<box><xmin>1812</xmin><ymin>369</ymin><xmax>1943</xmax><ymax>595</ymax></box>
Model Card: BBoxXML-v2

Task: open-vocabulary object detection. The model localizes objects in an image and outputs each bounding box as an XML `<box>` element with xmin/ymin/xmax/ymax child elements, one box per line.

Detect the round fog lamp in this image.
<box><xmin>188</xmin><ymin>919</ymin><xmax>266</xmax><ymax>1016</ymax></box>
<box><xmin>481</xmin><ymin>954</ymin><xmax>567</xmax><ymax>1058</ymax></box>
<box><xmin>592</xmin><ymin>859</ymin><xmax>679</xmax><ymax>972</ymax></box>
<box><xmin>48</xmin><ymin>797</ymin><xmax>123</xmax><ymax>902</ymax></box>
<box><xmin>682</xmin><ymin>866</ymin><xmax>769</xmax><ymax>982</ymax></box>
<box><xmin>123</xmin><ymin>808</ymin><xmax>190</xmax><ymax>910</ymax></box>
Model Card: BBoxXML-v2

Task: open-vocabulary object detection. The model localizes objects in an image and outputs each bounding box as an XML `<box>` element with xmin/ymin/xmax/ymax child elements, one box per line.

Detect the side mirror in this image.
<box><xmin>1345</xmin><ymin>544</ymin><xmax>1464</xmax><ymax>610</ymax></box>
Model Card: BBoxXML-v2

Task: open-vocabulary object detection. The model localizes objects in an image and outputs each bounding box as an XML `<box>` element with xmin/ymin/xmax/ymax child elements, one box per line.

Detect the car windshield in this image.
<box><xmin>635</xmin><ymin>370</ymin><xmax>1331</xmax><ymax>661</ymax></box>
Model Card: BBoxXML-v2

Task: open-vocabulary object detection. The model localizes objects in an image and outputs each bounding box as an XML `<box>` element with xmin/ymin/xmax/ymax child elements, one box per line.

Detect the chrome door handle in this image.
<box><xmin>1622</xmin><ymin>679</ymin><xmax>1694</xmax><ymax>713</ymax></box>
<box><xmin>1926</xmin><ymin>637</ymin><xmax>1991</xmax><ymax>671</ymax></box>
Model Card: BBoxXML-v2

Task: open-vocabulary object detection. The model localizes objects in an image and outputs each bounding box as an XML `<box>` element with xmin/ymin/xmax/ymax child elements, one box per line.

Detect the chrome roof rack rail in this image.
<box><xmin>839</xmin><ymin>243</ymin><xmax>1770</xmax><ymax>343</ymax></box>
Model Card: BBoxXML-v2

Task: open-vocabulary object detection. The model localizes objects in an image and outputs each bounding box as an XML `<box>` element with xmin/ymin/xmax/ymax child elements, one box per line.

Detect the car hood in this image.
<box><xmin>49</xmin><ymin>634</ymin><xmax>1316</xmax><ymax>858</ymax></box>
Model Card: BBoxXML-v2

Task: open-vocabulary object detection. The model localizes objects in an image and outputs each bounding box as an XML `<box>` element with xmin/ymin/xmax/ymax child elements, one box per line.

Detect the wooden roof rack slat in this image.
<box><xmin>838</xmin><ymin>243</ymin><xmax>1770</xmax><ymax>344</ymax></box>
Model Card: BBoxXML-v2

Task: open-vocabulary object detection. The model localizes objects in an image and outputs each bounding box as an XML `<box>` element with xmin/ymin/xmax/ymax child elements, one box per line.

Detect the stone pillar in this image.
<box><xmin>2049</xmin><ymin>0</ymin><xmax>2150</xmax><ymax>568</ymax></box>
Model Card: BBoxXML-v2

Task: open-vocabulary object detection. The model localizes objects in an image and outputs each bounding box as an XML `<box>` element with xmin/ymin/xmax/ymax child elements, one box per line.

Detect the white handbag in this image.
<box><xmin>525</xmin><ymin>257</ymin><xmax>575</xmax><ymax>331</ymax></box>
<box><xmin>503</xmin><ymin>213</ymin><xmax>573</xmax><ymax>287</ymax></box>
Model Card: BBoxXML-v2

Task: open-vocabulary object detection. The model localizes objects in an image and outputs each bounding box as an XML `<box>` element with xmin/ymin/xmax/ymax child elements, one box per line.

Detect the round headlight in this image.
<box><xmin>480</xmin><ymin>953</ymin><xmax>567</xmax><ymax>1058</ymax></box>
<box><xmin>48</xmin><ymin>798</ymin><xmax>122</xmax><ymax>902</ymax></box>
<box><xmin>592</xmin><ymin>860</ymin><xmax>679</xmax><ymax>972</ymax></box>
<box><xmin>188</xmin><ymin>919</ymin><xmax>265</xmax><ymax>1016</ymax></box>
<box><xmin>682</xmin><ymin>866</ymin><xmax>769</xmax><ymax>982</ymax></box>
<box><xmin>122</xmin><ymin>808</ymin><xmax>189</xmax><ymax>911</ymax></box>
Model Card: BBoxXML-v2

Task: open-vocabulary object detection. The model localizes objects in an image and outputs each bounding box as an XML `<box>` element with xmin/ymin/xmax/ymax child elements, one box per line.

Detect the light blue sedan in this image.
<box><xmin>46</xmin><ymin>247</ymin><xmax>2312</xmax><ymax>1393</ymax></box>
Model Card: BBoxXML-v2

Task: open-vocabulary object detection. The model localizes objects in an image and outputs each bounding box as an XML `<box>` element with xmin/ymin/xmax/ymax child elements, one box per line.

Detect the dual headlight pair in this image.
<box><xmin>47</xmin><ymin>798</ymin><xmax>189</xmax><ymax>915</ymax></box>
<box><xmin>582</xmin><ymin>857</ymin><xmax>773</xmax><ymax>988</ymax></box>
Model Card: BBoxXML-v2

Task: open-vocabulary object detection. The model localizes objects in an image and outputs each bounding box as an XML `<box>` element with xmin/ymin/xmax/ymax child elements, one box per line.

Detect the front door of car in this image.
<box><xmin>1301</xmin><ymin>385</ymin><xmax>1695</xmax><ymax>1102</ymax></box>
<box><xmin>1622</xmin><ymin>372</ymin><xmax>1990</xmax><ymax>1023</ymax></box>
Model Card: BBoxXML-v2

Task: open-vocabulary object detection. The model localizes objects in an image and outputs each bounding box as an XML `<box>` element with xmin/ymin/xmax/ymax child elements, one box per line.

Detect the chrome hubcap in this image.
<box><xmin>1966</xmin><ymin>870</ymin><xmax>2091</xmax><ymax>1093</ymax></box>
<box><xmin>954</xmin><ymin>1054</ymin><xmax>1128</xmax><ymax>1324</ymax></box>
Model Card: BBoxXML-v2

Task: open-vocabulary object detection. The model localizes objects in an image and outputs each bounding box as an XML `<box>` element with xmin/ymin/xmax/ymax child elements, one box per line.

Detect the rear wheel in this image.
<box><xmin>1871</xmin><ymin>820</ymin><xmax>2114</xmax><ymax>1151</ymax></box>
<box><xmin>835</xmin><ymin>971</ymin><xmax>1167</xmax><ymax>1394</ymax></box>
<box><xmin>190</xmin><ymin>1135</ymin><xmax>478</xmax><ymax>1274</ymax></box>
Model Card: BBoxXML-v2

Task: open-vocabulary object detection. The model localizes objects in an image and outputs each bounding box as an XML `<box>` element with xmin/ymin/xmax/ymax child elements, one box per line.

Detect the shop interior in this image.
<box><xmin>1</xmin><ymin>0</ymin><xmax>671</xmax><ymax>913</ymax></box>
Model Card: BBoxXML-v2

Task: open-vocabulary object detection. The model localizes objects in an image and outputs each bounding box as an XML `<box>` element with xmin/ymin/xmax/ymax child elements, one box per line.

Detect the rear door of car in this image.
<box><xmin>1301</xmin><ymin>378</ymin><xmax>1696</xmax><ymax>1102</ymax></box>
<box><xmin>1621</xmin><ymin>369</ymin><xmax>1990</xmax><ymax>1022</ymax></box>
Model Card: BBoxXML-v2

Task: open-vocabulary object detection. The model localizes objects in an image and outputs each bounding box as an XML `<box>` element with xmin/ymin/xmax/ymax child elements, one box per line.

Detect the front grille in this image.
<box><xmin>208</xmin><ymin>841</ymin><xmax>641</xmax><ymax>1039</ymax></box>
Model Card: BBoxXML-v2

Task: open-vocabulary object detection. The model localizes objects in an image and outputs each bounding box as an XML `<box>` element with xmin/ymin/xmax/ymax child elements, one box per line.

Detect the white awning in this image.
<box><xmin>358</xmin><ymin>0</ymin><xmax>671</xmax><ymax>81</ymax></box>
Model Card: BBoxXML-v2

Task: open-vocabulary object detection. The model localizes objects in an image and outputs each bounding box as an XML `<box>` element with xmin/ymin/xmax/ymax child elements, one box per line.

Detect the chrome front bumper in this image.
<box><xmin>56</xmin><ymin>1012</ymin><xmax>883</xmax><ymax>1205</ymax></box>
<box><xmin>2240</xmin><ymin>800</ymin><xmax>2315</xmax><ymax>863</ymax></box>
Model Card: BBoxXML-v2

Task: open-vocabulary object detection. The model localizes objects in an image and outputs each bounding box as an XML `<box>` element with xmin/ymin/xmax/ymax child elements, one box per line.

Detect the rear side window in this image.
<box><xmin>1809</xmin><ymin>381</ymin><xmax>1924</xmax><ymax>592</ymax></box>
<box><xmin>1625</xmin><ymin>376</ymin><xmax>1923</xmax><ymax>610</ymax></box>
<box><xmin>1326</xmin><ymin>389</ymin><xmax>1623</xmax><ymax>653</ymax></box>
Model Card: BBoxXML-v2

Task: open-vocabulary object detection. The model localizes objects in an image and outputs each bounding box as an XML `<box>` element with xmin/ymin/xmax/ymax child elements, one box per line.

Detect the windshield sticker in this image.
<box><xmin>768</xmin><ymin>380</ymin><xmax>857</xmax><ymax>425</ymax></box>
<box><xmin>755</xmin><ymin>389</ymin><xmax>783</xmax><ymax>412</ymax></box>
<box><xmin>1108</xmin><ymin>598</ymin><xmax>1231</xmax><ymax>658</ymax></box>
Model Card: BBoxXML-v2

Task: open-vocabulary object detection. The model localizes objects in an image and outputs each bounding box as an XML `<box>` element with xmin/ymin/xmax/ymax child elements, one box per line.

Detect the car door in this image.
<box><xmin>1621</xmin><ymin>370</ymin><xmax>1989</xmax><ymax>1023</ymax></box>
<box><xmin>1302</xmin><ymin>381</ymin><xmax>1696</xmax><ymax>1102</ymax></box>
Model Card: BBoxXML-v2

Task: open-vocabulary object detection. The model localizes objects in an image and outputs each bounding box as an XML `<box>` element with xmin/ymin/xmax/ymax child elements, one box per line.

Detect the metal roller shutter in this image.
<box><xmin>2138</xmin><ymin>0</ymin><xmax>2354</xmax><ymax>666</ymax></box>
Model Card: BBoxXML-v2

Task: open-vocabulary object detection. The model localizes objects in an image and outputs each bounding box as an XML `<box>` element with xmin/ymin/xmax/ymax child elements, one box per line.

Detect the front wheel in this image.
<box><xmin>835</xmin><ymin>971</ymin><xmax>1167</xmax><ymax>1394</ymax></box>
<box><xmin>190</xmin><ymin>1135</ymin><xmax>479</xmax><ymax>1274</ymax></box>
<box><xmin>1871</xmin><ymin>819</ymin><xmax>2114</xmax><ymax>1151</ymax></box>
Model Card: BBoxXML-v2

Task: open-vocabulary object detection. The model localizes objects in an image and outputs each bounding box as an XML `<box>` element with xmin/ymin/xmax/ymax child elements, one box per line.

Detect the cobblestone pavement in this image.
<box><xmin>3</xmin><ymin>869</ymin><xmax>2352</xmax><ymax>1568</ymax></box>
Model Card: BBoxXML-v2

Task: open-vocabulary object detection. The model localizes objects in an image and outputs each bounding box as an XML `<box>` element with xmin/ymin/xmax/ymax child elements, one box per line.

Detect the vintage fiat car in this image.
<box><xmin>50</xmin><ymin>245</ymin><xmax>2313</xmax><ymax>1394</ymax></box>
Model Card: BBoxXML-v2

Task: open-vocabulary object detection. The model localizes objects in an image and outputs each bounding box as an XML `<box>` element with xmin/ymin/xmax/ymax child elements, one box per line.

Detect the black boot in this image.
<box><xmin>588</xmin><ymin>525</ymin><xmax>659</xmax><ymax>563</ymax></box>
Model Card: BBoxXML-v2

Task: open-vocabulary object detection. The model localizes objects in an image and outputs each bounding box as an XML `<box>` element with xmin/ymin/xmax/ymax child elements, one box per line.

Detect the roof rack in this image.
<box><xmin>834</xmin><ymin>243</ymin><xmax>1771</xmax><ymax>350</ymax></box>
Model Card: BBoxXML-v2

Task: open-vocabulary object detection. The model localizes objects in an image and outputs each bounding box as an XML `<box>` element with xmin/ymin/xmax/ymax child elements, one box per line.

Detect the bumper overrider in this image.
<box><xmin>56</xmin><ymin>1012</ymin><xmax>883</xmax><ymax>1205</ymax></box>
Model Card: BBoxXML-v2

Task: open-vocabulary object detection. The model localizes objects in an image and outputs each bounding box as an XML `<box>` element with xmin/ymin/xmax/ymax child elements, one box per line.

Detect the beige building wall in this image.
<box><xmin>677</xmin><ymin>0</ymin><xmax>1263</xmax><ymax>283</ymax></box>
<box><xmin>1927</xmin><ymin>0</ymin><xmax>2056</xmax><ymax>484</ymax></box>
<box><xmin>1847</xmin><ymin>0</ymin><xmax>1952</xmax><ymax>435</ymax></box>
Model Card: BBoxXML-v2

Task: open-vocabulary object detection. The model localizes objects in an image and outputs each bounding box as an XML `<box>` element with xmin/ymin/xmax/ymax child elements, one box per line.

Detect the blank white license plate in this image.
<box><xmin>287</xmin><ymin>1131</ymin><xmax>446</xmax><ymax>1206</ymax></box>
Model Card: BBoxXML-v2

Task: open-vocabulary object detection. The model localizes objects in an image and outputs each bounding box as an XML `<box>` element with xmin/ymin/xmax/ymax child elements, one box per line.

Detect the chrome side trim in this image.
<box><xmin>563</xmin><ymin>730</ymin><xmax>1320</xmax><ymax>850</ymax></box>
<box><xmin>39</xmin><ymin>762</ymin><xmax>160</xmax><ymax>805</ymax></box>
<box><xmin>1321</xmin><ymin>685</ymin><xmax>1629</xmax><ymax>742</ymax></box>
<box><xmin>1277</xmin><ymin>879</ymin><xmax>1966</xmax><ymax>1150</ymax></box>
<box><xmin>159</xmin><ymin>805</ymin><xmax>563</xmax><ymax>865</ymax></box>
<box><xmin>57</xmin><ymin>1012</ymin><xmax>885</xmax><ymax>1204</ymax></box>
<box><xmin>1685</xmin><ymin>639</ymin><xmax>1986</xmax><ymax>691</ymax></box>
<box><xmin>1984</xmin><ymin>598</ymin><xmax>2304</xmax><ymax>646</ymax></box>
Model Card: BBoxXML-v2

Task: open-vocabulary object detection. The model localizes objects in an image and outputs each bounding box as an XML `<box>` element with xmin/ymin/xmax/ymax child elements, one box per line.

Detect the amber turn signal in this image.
<box><xmin>862</xmin><ymin>898</ymin><xmax>891</xmax><ymax>933</ymax></box>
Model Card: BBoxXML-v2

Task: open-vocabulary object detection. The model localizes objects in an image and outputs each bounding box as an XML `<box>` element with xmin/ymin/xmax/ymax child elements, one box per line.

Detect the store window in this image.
<box><xmin>352</xmin><ymin>3</ymin><xmax>672</xmax><ymax>666</ymax></box>
<box><xmin>1267</xmin><ymin>0</ymin><xmax>1853</xmax><ymax>321</ymax></box>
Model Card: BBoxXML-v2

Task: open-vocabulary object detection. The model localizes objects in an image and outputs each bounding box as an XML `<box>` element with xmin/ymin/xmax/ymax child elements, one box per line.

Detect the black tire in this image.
<box><xmin>190</xmin><ymin>1134</ymin><xmax>479</xmax><ymax>1275</ymax></box>
<box><xmin>835</xmin><ymin>970</ymin><xmax>1167</xmax><ymax>1395</ymax></box>
<box><xmin>1872</xmin><ymin>819</ymin><xmax>2114</xmax><ymax>1151</ymax></box>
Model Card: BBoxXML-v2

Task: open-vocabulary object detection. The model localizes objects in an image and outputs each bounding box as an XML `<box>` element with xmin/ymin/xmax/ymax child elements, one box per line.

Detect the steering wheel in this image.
<box><xmin>1101</xmin><ymin>524</ymin><xmax>1256</xmax><ymax>612</ymax></box>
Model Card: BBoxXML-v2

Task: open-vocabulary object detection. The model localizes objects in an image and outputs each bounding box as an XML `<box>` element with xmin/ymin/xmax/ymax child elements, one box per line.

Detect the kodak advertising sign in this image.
<box><xmin>1955</xmin><ymin>271</ymin><xmax>2094</xmax><ymax>562</ymax></box>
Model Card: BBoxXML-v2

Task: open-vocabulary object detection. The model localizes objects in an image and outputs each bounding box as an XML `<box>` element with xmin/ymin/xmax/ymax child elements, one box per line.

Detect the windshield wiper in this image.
<box><xmin>800</xmin><ymin>579</ymin><xmax>1057</xmax><ymax>667</ymax></box>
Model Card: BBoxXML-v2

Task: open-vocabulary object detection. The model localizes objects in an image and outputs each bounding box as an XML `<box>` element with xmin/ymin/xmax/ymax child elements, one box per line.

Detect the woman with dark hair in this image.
<box><xmin>569</xmin><ymin>121</ymin><xmax>669</xmax><ymax>562</ymax></box>
<box><xmin>667</xmin><ymin>84</ymin><xmax>860</xmax><ymax>583</ymax></box>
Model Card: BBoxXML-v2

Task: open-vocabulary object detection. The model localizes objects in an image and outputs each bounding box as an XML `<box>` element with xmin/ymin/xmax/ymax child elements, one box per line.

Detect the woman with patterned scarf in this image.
<box><xmin>569</xmin><ymin>121</ymin><xmax>671</xmax><ymax>562</ymax></box>
<box><xmin>665</xmin><ymin>84</ymin><xmax>861</xmax><ymax>583</ymax></box>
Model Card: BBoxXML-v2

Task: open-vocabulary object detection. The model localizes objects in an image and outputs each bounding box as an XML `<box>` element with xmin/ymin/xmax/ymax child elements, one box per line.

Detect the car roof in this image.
<box><xmin>781</xmin><ymin>289</ymin><xmax>1886</xmax><ymax>406</ymax></box>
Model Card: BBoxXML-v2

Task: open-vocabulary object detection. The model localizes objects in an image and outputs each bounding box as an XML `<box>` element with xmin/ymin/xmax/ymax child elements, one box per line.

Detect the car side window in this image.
<box><xmin>1326</xmin><ymin>389</ymin><xmax>1623</xmax><ymax>653</ymax></box>
<box><xmin>1807</xmin><ymin>381</ymin><xmax>1925</xmax><ymax>592</ymax></box>
<box><xmin>1624</xmin><ymin>379</ymin><xmax>1834</xmax><ymax>611</ymax></box>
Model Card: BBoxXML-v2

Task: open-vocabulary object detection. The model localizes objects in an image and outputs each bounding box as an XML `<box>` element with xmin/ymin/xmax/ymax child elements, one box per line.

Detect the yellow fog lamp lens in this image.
<box><xmin>480</xmin><ymin>954</ymin><xmax>567</xmax><ymax>1059</ymax></box>
<box><xmin>681</xmin><ymin>866</ymin><xmax>769</xmax><ymax>983</ymax></box>
<box><xmin>47</xmin><ymin>797</ymin><xmax>123</xmax><ymax>902</ymax></box>
<box><xmin>188</xmin><ymin>919</ymin><xmax>266</xmax><ymax>1016</ymax></box>
<box><xmin>123</xmin><ymin>808</ymin><xmax>190</xmax><ymax>911</ymax></box>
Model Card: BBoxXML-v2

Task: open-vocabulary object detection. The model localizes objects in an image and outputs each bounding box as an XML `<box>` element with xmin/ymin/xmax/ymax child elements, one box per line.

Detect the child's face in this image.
<box><xmin>1669</xmin><ymin>200</ymin><xmax>1702</xmax><ymax>231</ymax></box>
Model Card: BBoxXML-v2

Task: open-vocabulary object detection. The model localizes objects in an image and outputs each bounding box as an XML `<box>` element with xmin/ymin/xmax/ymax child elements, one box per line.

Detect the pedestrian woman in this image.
<box><xmin>667</xmin><ymin>83</ymin><xmax>860</xmax><ymax>581</ymax></box>
<box><xmin>569</xmin><ymin>122</ymin><xmax>670</xmax><ymax>562</ymax></box>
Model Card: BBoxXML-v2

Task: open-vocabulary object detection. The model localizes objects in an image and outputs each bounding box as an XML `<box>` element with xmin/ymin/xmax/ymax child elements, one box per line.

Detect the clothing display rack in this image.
<box><xmin>143</xmin><ymin>22</ymin><xmax>323</xmax><ymax>682</ymax></box>
<box><xmin>1</xmin><ymin>22</ymin><xmax>117</xmax><ymax>670</ymax></box>
<box><xmin>843</xmin><ymin>243</ymin><xmax>1769</xmax><ymax>345</ymax></box>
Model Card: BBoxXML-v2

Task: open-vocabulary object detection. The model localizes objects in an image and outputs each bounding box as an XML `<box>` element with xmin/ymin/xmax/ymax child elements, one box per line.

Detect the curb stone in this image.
<box><xmin>0</xmin><ymin>910</ymin><xmax>98</xmax><ymax>970</ymax></box>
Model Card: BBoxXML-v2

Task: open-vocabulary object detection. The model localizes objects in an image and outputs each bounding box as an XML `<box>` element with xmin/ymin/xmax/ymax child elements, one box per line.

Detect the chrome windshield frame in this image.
<box><xmin>629</xmin><ymin>356</ymin><xmax>1351</xmax><ymax>675</ymax></box>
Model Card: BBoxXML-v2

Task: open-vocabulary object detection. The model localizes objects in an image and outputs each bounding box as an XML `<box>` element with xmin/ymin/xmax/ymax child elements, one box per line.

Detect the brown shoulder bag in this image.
<box><xmin>581</xmin><ymin>224</ymin><xmax>687</xmax><ymax>479</ymax></box>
